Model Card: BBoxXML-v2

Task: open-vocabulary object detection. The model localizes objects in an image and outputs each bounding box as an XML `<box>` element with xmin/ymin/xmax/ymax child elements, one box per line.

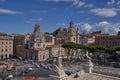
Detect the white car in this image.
<box><xmin>8</xmin><ymin>75</ymin><xmax>13</xmax><ymax>78</ymax></box>
<box><xmin>28</xmin><ymin>67</ymin><xmax>33</xmax><ymax>70</ymax></box>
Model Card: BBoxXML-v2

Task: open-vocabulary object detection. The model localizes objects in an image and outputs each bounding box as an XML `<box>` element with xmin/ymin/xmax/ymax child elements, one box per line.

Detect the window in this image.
<box><xmin>74</xmin><ymin>37</ymin><xmax>76</xmax><ymax>41</ymax></box>
<box><xmin>5</xmin><ymin>49</ymin><xmax>7</xmax><ymax>52</ymax></box>
<box><xmin>1</xmin><ymin>49</ymin><xmax>3</xmax><ymax>52</ymax></box>
<box><xmin>43</xmin><ymin>55</ymin><xmax>45</xmax><ymax>60</ymax></box>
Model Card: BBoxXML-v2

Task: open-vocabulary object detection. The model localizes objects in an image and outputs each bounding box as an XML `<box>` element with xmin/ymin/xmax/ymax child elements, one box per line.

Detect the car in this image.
<box><xmin>24</xmin><ymin>61</ymin><xmax>28</xmax><ymax>63</ymax></box>
<box><xmin>48</xmin><ymin>67</ymin><xmax>52</xmax><ymax>70</ymax></box>
<box><xmin>31</xmin><ymin>62</ymin><xmax>35</xmax><ymax>65</ymax></box>
<box><xmin>11</xmin><ymin>59</ymin><xmax>16</xmax><ymax>61</ymax></box>
<box><xmin>44</xmin><ymin>66</ymin><xmax>48</xmax><ymax>69</ymax></box>
<box><xmin>18</xmin><ymin>57</ymin><xmax>22</xmax><ymax>60</ymax></box>
<box><xmin>6</xmin><ymin>78</ymin><xmax>11</xmax><ymax>80</ymax></box>
<box><xmin>7</xmin><ymin>68</ymin><xmax>12</xmax><ymax>71</ymax></box>
<box><xmin>40</xmin><ymin>63</ymin><xmax>44</xmax><ymax>67</ymax></box>
<box><xmin>8</xmin><ymin>75</ymin><xmax>13</xmax><ymax>78</ymax></box>
<box><xmin>25</xmin><ymin>70</ymin><xmax>30</xmax><ymax>73</ymax></box>
<box><xmin>35</xmin><ymin>65</ymin><xmax>40</xmax><ymax>68</ymax></box>
<box><xmin>65</xmin><ymin>71</ymin><xmax>72</xmax><ymax>75</ymax></box>
<box><xmin>28</xmin><ymin>67</ymin><xmax>33</xmax><ymax>70</ymax></box>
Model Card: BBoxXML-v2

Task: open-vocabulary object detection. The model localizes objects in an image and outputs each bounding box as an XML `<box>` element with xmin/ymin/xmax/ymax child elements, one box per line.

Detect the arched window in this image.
<box><xmin>1</xmin><ymin>55</ymin><xmax>3</xmax><ymax>59</ymax></box>
<box><xmin>74</xmin><ymin>37</ymin><xmax>76</xmax><ymax>41</ymax></box>
<box><xmin>43</xmin><ymin>54</ymin><xmax>45</xmax><ymax>60</ymax></box>
<box><xmin>9</xmin><ymin>54</ymin><xmax>12</xmax><ymax>58</ymax></box>
<box><xmin>5</xmin><ymin>54</ymin><xmax>7</xmax><ymax>59</ymax></box>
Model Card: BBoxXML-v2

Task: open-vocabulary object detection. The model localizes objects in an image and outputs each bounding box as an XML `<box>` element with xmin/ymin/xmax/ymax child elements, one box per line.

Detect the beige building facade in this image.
<box><xmin>94</xmin><ymin>35</ymin><xmax>120</xmax><ymax>47</ymax></box>
<box><xmin>0</xmin><ymin>33</ymin><xmax>13</xmax><ymax>59</ymax></box>
<box><xmin>80</xmin><ymin>32</ymin><xmax>120</xmax><ymax>47</ymax></box>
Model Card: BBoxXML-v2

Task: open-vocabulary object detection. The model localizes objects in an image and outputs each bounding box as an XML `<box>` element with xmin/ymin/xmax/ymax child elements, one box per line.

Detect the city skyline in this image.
<box><xmin>0</xmin><ymin>0</ymin><xmax>120</xmax><ymax>34</ymax></box>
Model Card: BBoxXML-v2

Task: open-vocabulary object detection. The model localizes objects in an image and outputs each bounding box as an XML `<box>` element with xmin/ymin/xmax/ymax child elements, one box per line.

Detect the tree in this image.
<box><xmin>44</xmin><ymin>32</ymin><xmax>50</xmax><ymax>35</ymax></box>
<box><xmin>2</xmin><ymin>68</ymin><xmax>6</xmax><ymax>80</ymax></box>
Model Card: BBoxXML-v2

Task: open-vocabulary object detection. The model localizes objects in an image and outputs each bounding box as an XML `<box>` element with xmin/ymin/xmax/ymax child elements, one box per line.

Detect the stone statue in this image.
<box><xmin>54</xmin><ymin>64</ymin><xmax>66</xmax><ymax>77</ymax></box>
<box><xmin>83</xmin><ymin>50</ymin><xmax>94</xmax><ymax>73</ymax></box>
<box><xmin>53</xmin><ymin>47</ymin><xmax>67</xmax><ymax>77</ymax></box>
<box><xmin>86</xmin><ymin>50</ymin><xmax>92</xmax><ymax>62</ymax></box>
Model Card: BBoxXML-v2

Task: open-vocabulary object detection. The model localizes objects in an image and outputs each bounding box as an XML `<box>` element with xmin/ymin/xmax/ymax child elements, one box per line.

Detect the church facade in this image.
<box><xmin>55</xmin><ymin>20</ymin><xmax>80</xmax><ymax>44</ymax></box>
<box><xmin>17</xmin><ymin>24</ymin><xmax>49</xmax><ymax>61</ymax></box>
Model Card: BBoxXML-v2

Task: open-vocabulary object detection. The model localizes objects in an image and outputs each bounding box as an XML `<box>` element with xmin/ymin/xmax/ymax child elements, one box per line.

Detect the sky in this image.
<box><xmin>0</xmin><ymin>0</ymin><xmax>120</xmax><ymax>35</ymax></box>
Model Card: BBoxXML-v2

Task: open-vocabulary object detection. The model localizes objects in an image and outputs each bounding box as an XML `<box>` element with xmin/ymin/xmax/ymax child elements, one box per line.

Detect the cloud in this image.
<box><xmin>73</xmin><ymin>0</ymin><xmax>85</xmax><ymax>8</ymax></box>
<box><xmin>45</xmin><ymin>0</ymin><xmax>73</xmax><ymax>2</ymax></box>
<box><xmin>107</xmin><ymin>0</ymin><xmax>115</xmax><ymax>6</ymax></box>
<box><xmin>96</xmin><ymin>21</ymin><xmax>120</xmax><ymax>34</ymax></box>
<box><xmin>117</xmin><ymin>0</ymin><xmax>120</xmax><ymax>7</ymax></box>
<box><xmin>25</xmin><ymin>18</ymin><xmax>43</xmax><ymax>23</ymax></box>
<box><xmin>0</xmin><ymin>0</ymin><xmax>5</xmax><ymax>2</ymax></box>
<box><xmin>55</xmin><ymin>23</ymin><xmax>68</xmax><ymax>27</ymax></box>
<box><xmin>82</xmin><ymin>23</ymin><xmax>92</xmax><ymax>33</ymax></box>
<box><xmin>117</xmin><ymin>0</ymin><xmax>120</xmax><ymax>4</ymax></box>
<box><xmin>76</xmin><ymin>21</ymin><xmax>120</xmax><ymax>35</ymax></box>
<box><xmin>96</xmin><ymin>21</ymin><xmax>110</xmax><ymax>27</ymax></box>
<box><xmin>96</xmin><ymin>21</ymin><xmax>110</xmax><ymax>32</ymax></box>
<box><xmin>45</xmin><ymin>0</ymin><xmax>93</xmax><ymax>8</ymax></box>
<box><xmin>31</xmin><ymin>10</ymin><xmax>48</xmax><ymax>13</ymax></box>
<box><xmin>90</xmin><ymin>8</ymin><xmax>120</xmax><ymax>17</ymax></box>
<box><xmin>84</xmin><ymin>4</ymin><xmax>94</xmax><ymax>8</ymax></box>
<box><xmin>0</xmin><ymin>9</ymin><xmax>23</xmax><ymax>14</ymax></box>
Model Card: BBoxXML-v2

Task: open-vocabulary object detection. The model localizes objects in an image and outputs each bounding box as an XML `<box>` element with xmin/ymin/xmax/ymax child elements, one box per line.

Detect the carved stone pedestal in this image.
<box><xmin>83</xmin><ymin>60</ymin><xmax>94</xmax><ymax>73</ymax></box>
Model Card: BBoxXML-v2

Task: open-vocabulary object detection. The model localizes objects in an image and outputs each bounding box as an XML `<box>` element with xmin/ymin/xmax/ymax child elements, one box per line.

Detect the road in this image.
<box><xmin>0</xmin><ymin>60</ymin><xmax>56</xmax><ymax>79</ymax></box>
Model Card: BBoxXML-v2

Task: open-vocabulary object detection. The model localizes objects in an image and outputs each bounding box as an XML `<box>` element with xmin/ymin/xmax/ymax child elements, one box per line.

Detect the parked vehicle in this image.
<box><xmin>28</xmin><ymin>67</ymin><xmax>33</xmax><ymax>70</ymax></box>
<box><xmin>8</xmin><ymin>75</ymin><xmax>13</xmax><ymax>78</ymax></box>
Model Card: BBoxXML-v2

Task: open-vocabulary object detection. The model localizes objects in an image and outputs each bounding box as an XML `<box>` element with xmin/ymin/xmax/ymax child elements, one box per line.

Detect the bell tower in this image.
<box><xmin>69</xmin><ymin>20</ymin><xmax>74</xmax><ymax>28</ymax></box>
<box><xmin>34</xmin><ymin>24</ymin><xmax>40</xmax><ymax>33</ymax></box>
<box><xmin>68</xmin><ymin>21</ymin><xmax>78</xmax><ymax>43</ymax></box>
